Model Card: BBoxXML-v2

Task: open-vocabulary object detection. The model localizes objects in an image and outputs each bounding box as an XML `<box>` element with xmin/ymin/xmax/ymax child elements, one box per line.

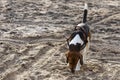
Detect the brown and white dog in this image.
<box><xmin>65</xmin><ymin>3</ymin><xmax>91</xmax><ymax>73</ymax></box>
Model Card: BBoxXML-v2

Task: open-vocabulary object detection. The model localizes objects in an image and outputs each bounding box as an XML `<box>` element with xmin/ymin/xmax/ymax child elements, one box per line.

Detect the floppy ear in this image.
<box><xmin>79</xmin><ymin>54</ymin><xmax>83</xmax><ymax>65</ymax></box>
<box><xmin>65</xmin><ymin>51</ymin><xmax>69</xmax><ymax>63</ymax></box>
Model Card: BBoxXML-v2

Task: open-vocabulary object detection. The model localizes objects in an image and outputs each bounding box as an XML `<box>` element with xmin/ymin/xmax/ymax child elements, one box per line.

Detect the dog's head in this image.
<box><xmin>66</xmin><ymin>51</ymin><xmax>82</xmax><ymax>73</ymax></box>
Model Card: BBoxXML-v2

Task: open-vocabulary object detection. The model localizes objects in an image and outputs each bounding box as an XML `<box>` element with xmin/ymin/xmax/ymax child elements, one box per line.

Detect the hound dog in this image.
<box><xmin>65</xmin><ymin>3</ymin><xmax>91</xmax><ymax>73</ymax></box>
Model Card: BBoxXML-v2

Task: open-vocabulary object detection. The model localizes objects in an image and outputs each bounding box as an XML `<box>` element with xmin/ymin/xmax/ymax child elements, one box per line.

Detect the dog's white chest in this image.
<box><xmin>69</xmin><ymin>34</ymin><xmax>84</xmax><ymax>45</ymax></box>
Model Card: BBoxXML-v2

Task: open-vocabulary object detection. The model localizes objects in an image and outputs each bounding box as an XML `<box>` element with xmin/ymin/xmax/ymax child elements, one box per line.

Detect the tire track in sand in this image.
<box><xmin>1</xmin><ymin>38</ymin><xmax>65</xmax><ymax>80</ymax></box>
<box><xmin>0</xmin><ymin>43</ymin><xmax>50</xmax><ymax>80</ymax></box>
<box><xmin>15</xmin><ymin>42</ymin><xmax>65</xmax><ymax>80</ymax></box>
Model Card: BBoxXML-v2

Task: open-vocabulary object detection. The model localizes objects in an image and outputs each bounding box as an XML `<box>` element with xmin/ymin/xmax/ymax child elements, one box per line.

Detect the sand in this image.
<box><xmin>0</xmin><ymin>0</ymin><xmax>120</xmax><ymax>80</ymax></box>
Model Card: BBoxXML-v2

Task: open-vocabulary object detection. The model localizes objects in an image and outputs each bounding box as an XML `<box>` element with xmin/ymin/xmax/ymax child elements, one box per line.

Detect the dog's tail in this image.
<box><xmin>83</xmin><ymin>3</ymin><xmax>88</xmax><ymax>23</ymax></box>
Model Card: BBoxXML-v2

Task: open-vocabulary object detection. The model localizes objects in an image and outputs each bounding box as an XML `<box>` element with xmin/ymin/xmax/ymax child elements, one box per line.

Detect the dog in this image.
<box><xmin>65</xmin><ymin>3</ymin><xmax>91</xmax><ymax>73</ymax></box>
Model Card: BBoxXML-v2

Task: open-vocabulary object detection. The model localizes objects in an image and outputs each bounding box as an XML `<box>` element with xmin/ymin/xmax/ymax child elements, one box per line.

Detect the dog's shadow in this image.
<box><xmin>64</xmin><ymin>62</ymin><xmax>104</xmax><ymax>75</ymax></box>
<box><xmin>75</xmin><ymin>62</ymin><xmax>104</xmax><ymax>75</ymax></box>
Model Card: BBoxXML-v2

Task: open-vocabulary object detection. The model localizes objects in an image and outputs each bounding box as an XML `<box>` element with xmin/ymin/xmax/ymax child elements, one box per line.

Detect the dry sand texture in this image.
<box><xmin>0</xmin><ymin>0</ymin><xmax>120</xmax><ymax>80</ymax></box>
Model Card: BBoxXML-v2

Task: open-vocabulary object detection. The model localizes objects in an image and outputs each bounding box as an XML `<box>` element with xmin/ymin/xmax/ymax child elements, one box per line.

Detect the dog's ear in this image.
<box><xmin>79</xmin><ymin>53</ymin><xmax>83</xmax><ymax>65</ymax></box>
<box><xmin>65</xmin><ymin>51</ymin><xmax>69</xmax><ymax>63</ymax></box>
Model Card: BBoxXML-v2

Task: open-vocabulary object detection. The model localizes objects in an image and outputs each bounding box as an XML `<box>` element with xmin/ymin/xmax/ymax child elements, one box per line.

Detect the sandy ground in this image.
<box><xmin>0</xmin><ymin>0</ymin><xmax>120</xmax><ymax>80</ymax></box>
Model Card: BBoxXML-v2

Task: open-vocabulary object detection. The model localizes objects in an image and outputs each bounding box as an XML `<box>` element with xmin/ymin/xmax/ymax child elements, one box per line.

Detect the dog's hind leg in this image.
<box><xmin>82</xmin><ymin>37</ymin><xmax>90</xmax><ymax>64</ymax></box>
<box><xmin>86</xmin><ymin>37</ymin><xmax>90</xmax><ymax>52</ymax></box>
<box><xmin>81</xmin><ymin>46</ymin><xmax>87</xmax><ymax>64</ymax></box>
<box><xmin>65</xmin><ymin>51</ymin><xmax>69</xmax><ymax>63</ymax></box>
